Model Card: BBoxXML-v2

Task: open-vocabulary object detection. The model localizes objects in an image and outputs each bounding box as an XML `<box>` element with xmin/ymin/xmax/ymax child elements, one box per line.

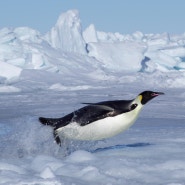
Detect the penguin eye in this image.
<box><xmin>130</xmin><ymin>103</ymin><xmax>138</xmax><ymax>111</ymax></box>
<box><xmin>151</xmin><ymin>92</ymin><xmax>158</xmax><ymax>97</ymax></box>
<box><xmin>151</xmin><ymin>93</ymin><xmax>156</xmax><ymax>96</ymax></box>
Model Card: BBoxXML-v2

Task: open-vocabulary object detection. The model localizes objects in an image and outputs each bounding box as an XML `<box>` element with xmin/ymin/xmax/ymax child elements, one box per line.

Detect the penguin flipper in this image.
<box><xmin>82</xmin><ymin>103</ymin><xmax>114</xmax><ymax>111</ymax></box>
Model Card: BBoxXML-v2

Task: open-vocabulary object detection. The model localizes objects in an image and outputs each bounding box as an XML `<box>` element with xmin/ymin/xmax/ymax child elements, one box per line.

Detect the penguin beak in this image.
<box><xmin>151</xmin><ymin>92</ymin><xmax>165</xmax><ymax>97</ymax></box>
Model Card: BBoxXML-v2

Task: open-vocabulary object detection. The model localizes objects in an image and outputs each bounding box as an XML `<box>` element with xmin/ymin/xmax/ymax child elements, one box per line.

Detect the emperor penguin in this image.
<box><xmin>39</xmin><ymin>91</ymin><xmax>164</xmax><ymax>146</ymax></box>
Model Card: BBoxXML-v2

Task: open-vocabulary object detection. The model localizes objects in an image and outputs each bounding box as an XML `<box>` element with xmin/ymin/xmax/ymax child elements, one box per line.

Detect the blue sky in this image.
<box><xmin>0</xmin><ymin>0</ymin><xmax>185</xmax><ymax>34</ymax></box>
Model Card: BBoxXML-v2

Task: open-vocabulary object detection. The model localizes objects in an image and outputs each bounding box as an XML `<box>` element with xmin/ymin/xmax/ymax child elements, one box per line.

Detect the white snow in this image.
<box><xmin>0</xmin><ymin>9</ymin><xmax>185</xmax><ymax>185</ymax></box>
<box><xmin>0</xmin><ymin>61</ymin><xmax>22</xmax><ymax>80</ymax></box>
<box><xmin>83</xmin><ymin>24</ymin><xmax>98</xmax><ymax>43</ymax></box>
<box><xmin>46</xmin><ymin>10</ymin><xmax>87</xmax><ymax>54</ymax></box>
<box><xmin>0</xmin><ymin>85</ymin><xmax>21</xmax><ymax>93</ymax></box>
<box><xmin>87</xmin><ymin>41</ymin><xmax>146</xmax><ymax>72</ymax></box>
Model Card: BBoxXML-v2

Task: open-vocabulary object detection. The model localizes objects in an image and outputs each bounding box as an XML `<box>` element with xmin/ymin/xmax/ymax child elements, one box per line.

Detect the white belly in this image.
<box><xmin>56</xmin><ymin>106</ymin><xmax>143</xmax><ymax>141</ymax></box>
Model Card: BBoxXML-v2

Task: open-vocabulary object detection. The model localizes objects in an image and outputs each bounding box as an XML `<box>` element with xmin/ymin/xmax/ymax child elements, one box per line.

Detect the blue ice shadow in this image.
<box><xmin>92</xmin><ymin>142</ymin><xmax>152</xmax><ymax>153</ymax></box>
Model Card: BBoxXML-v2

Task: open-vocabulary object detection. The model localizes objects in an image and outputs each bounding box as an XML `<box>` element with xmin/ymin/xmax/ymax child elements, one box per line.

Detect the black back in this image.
<box><xmin>52</xmin><ymin>99</ymin><xmax>134</xmax><ymax>129</ymax></box>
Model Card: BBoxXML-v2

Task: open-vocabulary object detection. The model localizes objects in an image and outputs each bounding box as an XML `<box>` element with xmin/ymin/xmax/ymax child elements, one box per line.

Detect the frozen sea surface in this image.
<box><xmin>0</xmin><ymin>84</ymin><xmax>185</xmax><ymax>185</ymax></box>
<box><xmin>1</xmin><ymin>9</ymin><xmax>185</xmax><ymax>185</ymax></box>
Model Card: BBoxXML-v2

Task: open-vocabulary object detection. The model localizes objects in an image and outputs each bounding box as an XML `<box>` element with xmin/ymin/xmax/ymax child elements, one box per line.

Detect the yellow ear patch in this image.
<box><xmin>139</xmin><ymin>95</ymin><xmax>142</xmax><ymax>102</ymax></box>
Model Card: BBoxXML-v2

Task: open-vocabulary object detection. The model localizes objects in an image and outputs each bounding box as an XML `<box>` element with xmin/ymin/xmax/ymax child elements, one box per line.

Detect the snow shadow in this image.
<box><xmin>91</xmin><ymin>142</ymin><xmax>152</xmax><ymax>153</ymax></box>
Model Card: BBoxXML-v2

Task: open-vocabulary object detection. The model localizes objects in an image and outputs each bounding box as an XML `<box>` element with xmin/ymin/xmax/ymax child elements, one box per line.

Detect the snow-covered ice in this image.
<box><xmin>0</xmin><ymin>9</ymin><xmax>185</xmax><ymax>185</ymax></box>
<box><xmin>0</xmin><ymin>87</ymin><xmax>185</xmax><ymax>185</ymax></box>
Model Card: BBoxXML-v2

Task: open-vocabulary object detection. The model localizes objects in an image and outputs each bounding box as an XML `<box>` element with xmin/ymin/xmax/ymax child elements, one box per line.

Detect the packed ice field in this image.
<box><xmin>0</xmin><ymin>10</ymin><xmax>185</xmax><ymax>185</ymax></box>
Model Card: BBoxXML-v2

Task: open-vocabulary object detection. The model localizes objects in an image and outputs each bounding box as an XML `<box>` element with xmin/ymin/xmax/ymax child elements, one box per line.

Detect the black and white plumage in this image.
<box><xmin>39</xmin><ymin>91</ymin><xmax>164</xmax><ymax>146</ymax></box>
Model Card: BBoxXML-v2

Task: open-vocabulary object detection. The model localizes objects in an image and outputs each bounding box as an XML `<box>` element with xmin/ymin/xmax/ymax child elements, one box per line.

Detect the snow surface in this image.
<box><xmin>0</xmin><ymin>9</ymin><xmax>185</xmax><ymax>185</ymax></box>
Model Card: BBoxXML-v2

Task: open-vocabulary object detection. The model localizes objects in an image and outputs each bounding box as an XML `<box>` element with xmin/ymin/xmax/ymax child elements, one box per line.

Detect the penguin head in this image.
<box><xmin>139</xmin><ymin>91</ymin><xmax>164</xmax><ymax>105</ymax></box>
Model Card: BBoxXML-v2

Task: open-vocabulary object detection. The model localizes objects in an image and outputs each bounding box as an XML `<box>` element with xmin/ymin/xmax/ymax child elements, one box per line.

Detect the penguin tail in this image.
<box><xmin>39</xmin><ymin>117</ymin><xmax>62</xmax><ymax>146</ymax></box>
<box><xmin>39</xmin><ymin>117</ymin><xmax>57</xmax><ymax>126</ymax></box>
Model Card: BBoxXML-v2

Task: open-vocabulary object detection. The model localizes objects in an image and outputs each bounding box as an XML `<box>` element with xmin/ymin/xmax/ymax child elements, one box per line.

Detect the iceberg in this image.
<box><xmin>83</xmin><ymin>24</ymin><xmax>98</xmax><ymax>43</ymax></box>
<box><xmin>0</xmin><ymin>9</ymin><xmax>185</xmax><ymax>89</ymax></box>
<box><xmin>46</xmin><ymin>10</ymin><xmax>87</xmax><ymax>54</ymax></box>
<box><xmin>87</xmin><ymin>41</ymin><xmax>146</xmax><ymax>72</ymax></box>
